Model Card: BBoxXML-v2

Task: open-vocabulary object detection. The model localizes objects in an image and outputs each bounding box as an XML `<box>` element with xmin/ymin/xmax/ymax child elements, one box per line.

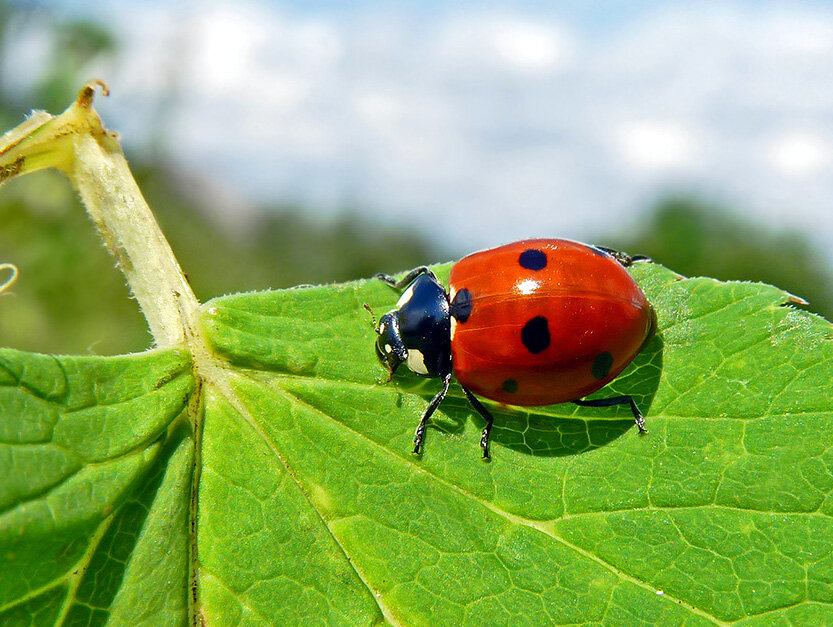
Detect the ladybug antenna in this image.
<box><xmin>362</xmin><ymin>303</ymin><xmax>379</xmax><ymax>332</ymax></box>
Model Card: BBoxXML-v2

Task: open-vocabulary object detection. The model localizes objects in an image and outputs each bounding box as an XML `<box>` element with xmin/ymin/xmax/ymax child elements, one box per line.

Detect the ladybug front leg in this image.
<box><xmin>413</xmin><ymin>372</ymin><xmax>452</xmax><ymax>454</ymax></box>
<box><xmin>573</xmin><ymin>396</ymin><xmax>647</xmax><ymax>433</ymax></box>
<box><xmin>461</xmin><ymin>387</ymin><xmax>495</xmax><ymax>459</ymax></box>
<box><xmin>374</xmin><ymin>266</ymin><xmax>438</xmax><ymax>290</ymax></box>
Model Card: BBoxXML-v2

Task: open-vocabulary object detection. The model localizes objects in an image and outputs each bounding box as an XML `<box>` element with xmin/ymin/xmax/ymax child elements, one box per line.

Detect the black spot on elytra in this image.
<box><xmin>592</xmin><ymin>351</ymin><xmax>614</xmax><ymax>380</ymax></box>
<box><xmin>519</xmin><ymin>248</ymin><xmax>547</xmax><ymax>270</ymax></box>
<box><xmin>521</xmin><ymin>316</ymin><xmax>550</xmax><ymax>354</ymax></box>
<box><xmin>502</xmin><ymin>379</ymin><xmax>518</xmax><ymax>394</ymax></box>
<box><xmin>451</xmin><ymin>288</ymin><xmax>473</xmax><ymax>322</ymax></box>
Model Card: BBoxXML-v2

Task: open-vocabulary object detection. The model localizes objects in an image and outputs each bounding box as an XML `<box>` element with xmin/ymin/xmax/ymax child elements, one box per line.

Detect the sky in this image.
<box><xmin>6</xmin><ymin>0</ymin><xmax>833</xmax><ymax>253</ymax></box>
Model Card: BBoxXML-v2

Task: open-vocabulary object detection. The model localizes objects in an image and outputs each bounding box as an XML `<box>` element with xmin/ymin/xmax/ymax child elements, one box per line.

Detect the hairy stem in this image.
<box><xmin>0</xmin><ymin>80</ymin><xmax>200</xmax><ymax>349</ymax></box>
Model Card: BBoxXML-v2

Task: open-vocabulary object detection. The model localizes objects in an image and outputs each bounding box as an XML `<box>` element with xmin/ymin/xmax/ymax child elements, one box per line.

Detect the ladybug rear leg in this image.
<box><xmin>573</xmin><ymin>396</ymin><xmax>647</xmax><ymax>433</ymax></box>
<box><xmin>595</xmin><ymin>247</ymin><xmax>653</xmax><ymax>267</ymax></box>
<box><xmin>414</xmin><ymin>372</ymin><xmax>452</xmax><ymax>454</ymax></box>
<box><xmin>461</xmin><ymin>386</ymin><xmax>495</xmax><ymax>459</ymax></box>
<box><xmin>374</xmin><ymin>266</ymin><xmax>438</xmax><ymax>289</ymax></box>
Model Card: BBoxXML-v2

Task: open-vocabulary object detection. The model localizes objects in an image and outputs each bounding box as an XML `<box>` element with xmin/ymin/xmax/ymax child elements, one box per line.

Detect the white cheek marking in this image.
<box><xmin>407</xmin><ymin>349</ymin><xmax>429</xmax><ymax>375</ymax></box>
<box><xmin>397</xmin><ymin>284</ymin><xmax>416</xmax><ymax>308</ymax></box>
<box><xmin>379</xmin><ymin>322</ymin><xmax>386</xmax><ymax>335</ymax></box>
<box><xmin>384</xmin><ymin>344</ymin><xmax>392</xmax><ymax>353</ymax></box>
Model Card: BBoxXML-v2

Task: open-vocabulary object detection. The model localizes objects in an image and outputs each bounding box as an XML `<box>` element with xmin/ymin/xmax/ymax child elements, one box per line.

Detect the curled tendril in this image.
<box><xmin>0</xmin><ymin>263</ymin><xmax>18</xmax><ymax>295</ymax></box>
<box><xmin>77</xmin><ymin>79</ymin><xmax>110</xmax><ymax>108</ymax></box>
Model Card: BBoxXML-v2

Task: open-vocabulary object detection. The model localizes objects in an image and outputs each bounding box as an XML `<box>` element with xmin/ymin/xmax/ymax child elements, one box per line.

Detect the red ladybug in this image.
<box><xmin>370</xmin><ymin>238</ymin><xmax>656</xmax><ymax>458</ymax></box>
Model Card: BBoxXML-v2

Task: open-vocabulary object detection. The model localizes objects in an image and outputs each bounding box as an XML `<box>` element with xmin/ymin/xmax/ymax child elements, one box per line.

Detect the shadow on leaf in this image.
<box><xmin>403</xmin><ymin>332</ymin><xmax>664</xmax><ymax>457</ymax></box>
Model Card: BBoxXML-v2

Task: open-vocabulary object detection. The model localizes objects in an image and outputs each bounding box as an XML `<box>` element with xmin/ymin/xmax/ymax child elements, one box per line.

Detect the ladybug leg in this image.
<box><xmin>573</xmin><ymin>396</ymin><xmax>647</xmax><ymax>433</ymax></box>
<box><xmin>374</xmin><ymin>266</ymin><xmax>438</xmax><ymax>290</ymax></box>
<box><xmin>461</xmin><ymin>386</ymin><xmax>495</xmax><ymax>459</ymax></box>
<box><xmin>414</xmin><ymin>372</ymin><xmax>452</xmax><ymax>455</ymax></box>
<box><xmin>595</xmin><ymin>247</ymin><xmax>653</xmax><ymax>267</ymax></box>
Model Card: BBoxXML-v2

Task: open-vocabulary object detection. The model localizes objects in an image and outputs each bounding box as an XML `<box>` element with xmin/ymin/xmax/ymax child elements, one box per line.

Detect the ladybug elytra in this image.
<box><xmin>370</xmin><ymin>238</ymin><xmax>656</xmax><ymax>458</ymax></box>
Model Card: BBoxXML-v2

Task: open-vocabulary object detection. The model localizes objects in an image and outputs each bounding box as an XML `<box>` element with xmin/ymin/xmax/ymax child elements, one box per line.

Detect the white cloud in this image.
<box><xmin>491</xmin><ymin>20</ymin><xmax>571</xmax><ymax>71</ymax></box>
<box><xmin>433</xmin><ymin>13</ymin><xmax>574</xmax><ymax>77</ymax></box>
<box><xmin>765</xmin><ymin>131</ymin><xmax>832</xmax><ymax>179</ymax></box>
<box><xmin>615</xmin><ymin>120</ymin><xmax>699</xmax><ymax>172</ymax></box>
<box><xmin>21</xmin><ymin>1</ymin><xmax>833</xmax><ymax>254</ymax></box>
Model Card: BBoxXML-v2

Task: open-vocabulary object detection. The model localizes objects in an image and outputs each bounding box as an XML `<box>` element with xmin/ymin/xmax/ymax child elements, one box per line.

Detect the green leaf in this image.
<box><xmin>3</xmin><ymin>255</ymin><xmax>833</xmax><ymax>625</ymax></box>
<box><xmin>0</xmin><ymin>349</ymin><xmax>194</xmax><ymax>626</ymax></box>
<box><xmin>189</xmin><ymin>262</ymin><xmax>832</xmax><ymax>625</ymax></box>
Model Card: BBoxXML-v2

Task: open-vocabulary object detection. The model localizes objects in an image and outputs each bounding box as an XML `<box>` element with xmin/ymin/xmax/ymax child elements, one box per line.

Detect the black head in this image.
<box><xmin>375</xmin><ymin>311</ymin><xmax>408</xmax><ymax>375</ymax></box>
<box><xmin>373</xmin><ymin>272</ymin><xmax>452</xmax><ymax>379</ymax></box>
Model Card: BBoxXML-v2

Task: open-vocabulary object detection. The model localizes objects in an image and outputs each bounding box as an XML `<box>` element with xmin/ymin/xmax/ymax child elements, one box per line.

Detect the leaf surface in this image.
<box><xmin>3</xmin><ymin>263</ymin><xmax>833</xmax><ymax>625</ymax></box>
<box><xmin>0</xmin><ymin>349</ymin><xmax>194</xmax><ymax>626</ymax></box>
<box><xmin>195</xmin><ymin>262</ymin><xmax>833</xmax><ymax>625</ymax></box>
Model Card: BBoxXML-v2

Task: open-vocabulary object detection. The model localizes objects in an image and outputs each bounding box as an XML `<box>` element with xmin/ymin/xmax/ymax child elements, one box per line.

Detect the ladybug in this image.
<box><xmin>369</xmin><ymin>238</ymin><xmax>656</xmax><ymax>458</ymax></box>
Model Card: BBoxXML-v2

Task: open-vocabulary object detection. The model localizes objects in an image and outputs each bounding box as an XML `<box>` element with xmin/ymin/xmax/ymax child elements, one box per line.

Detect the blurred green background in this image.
<box><xmin>1</xmin><ymin>3</ymin><xmax>832</xmax><ymax>355</ymax></box>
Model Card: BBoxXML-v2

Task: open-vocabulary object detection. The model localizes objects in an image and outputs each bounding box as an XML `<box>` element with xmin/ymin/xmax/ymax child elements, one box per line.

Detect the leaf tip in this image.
<box><xmin>784</xmin><ymin>293</ymin><xmax>810</xmax><ymax>307</ymax></box>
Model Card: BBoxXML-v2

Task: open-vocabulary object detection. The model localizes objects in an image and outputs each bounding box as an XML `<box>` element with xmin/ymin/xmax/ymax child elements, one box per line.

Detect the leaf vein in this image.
<box><xmin>277</xmin><ymin>383</ymin><xmax>723</xmax><ymax>624</ymax></box>
<box><xmin>210</xmin><ymin>374</ymin><xmax>399</xmax><ymax>626</ymax></box>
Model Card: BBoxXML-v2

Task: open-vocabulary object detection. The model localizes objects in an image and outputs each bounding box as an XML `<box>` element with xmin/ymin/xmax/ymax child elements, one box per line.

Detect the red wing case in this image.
<box><xmin>449</xmin><ymin>239</ymin><xmax>654</xmax><ymax>406</ymax></box>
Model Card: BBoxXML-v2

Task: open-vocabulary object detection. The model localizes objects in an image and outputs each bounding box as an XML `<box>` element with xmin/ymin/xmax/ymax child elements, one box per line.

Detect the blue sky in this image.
<box><xmin>11</xmin><ymin>0</ymin><xmax>833</xmax><ymax>254</ymax></box>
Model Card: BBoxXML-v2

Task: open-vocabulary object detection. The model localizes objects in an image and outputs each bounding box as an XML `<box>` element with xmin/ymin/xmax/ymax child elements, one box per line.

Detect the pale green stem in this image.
<box><xmin>0</xmin><ymin>81</ymin><xmax>200</xmax><ymax>349</ymax></box>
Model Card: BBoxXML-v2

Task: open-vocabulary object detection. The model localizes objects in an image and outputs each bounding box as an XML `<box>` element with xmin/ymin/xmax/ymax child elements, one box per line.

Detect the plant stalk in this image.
<box><xmin>0</xmin><ymin>80</ymin><xmax>200</xmax><ymax>349</ymax></box>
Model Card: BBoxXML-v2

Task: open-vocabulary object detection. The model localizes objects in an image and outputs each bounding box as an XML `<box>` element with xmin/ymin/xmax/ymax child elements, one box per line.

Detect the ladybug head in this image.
<box><xmin>375</xmin><ymin>311</ymin><xmax>409</xmax><ymax>376</ymax></box>
<box><xmin>370</xmin><ymin>273</ymin><xmax>452</xmax><ymax>379</ymax></box>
